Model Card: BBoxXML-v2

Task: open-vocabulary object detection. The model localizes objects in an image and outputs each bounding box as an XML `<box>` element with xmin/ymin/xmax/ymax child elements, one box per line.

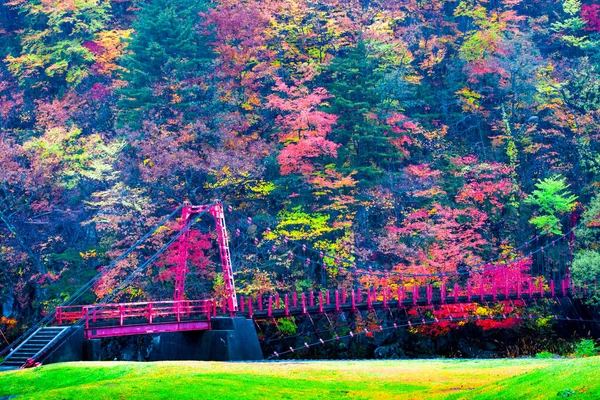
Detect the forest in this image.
<box><xmin>1</xmin><ymin>0</ymin><xmax>600</xmax><ymax>355</ymax></box>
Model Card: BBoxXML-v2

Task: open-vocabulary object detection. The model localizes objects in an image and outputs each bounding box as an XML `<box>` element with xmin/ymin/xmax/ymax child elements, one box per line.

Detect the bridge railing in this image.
<box><xmin>55</xmin><ymin>299</ymin><xmax>212</xmax><ymax>328</ymax></box>
<box><xmin>212</xmin><ymin>277</ymin><xmax>584</xmax><ymax>318</ymax></box>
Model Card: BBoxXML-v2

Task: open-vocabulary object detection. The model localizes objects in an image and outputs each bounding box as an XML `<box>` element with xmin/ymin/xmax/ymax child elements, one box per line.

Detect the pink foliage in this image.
<box><xmin>158</xmin><ymin>231</ymin><xmax>213</xmax><ymax>282</ymax></box>
<box><xmin>267</xmin><ymin>78</ymin><xmax>339</xmax><ymax>176</ymax></box>
<box><xmin>394</xmin><ymin>204</ymin><xmax>488</xmax><ymax>280</ymax></box>
<box><xmin>581</xmin><ymin>4</ymin><xmax>600</xmax><ymax>32</ymax></box>
<box><xmin>90</xmin><ymin>83</ymin><xmax>110</xmax><ymax>101</ymax></box>
<box><xmin>82</xmin><ymin>40</ymin><xmax>104</xmax><ymax>56</ymax></box>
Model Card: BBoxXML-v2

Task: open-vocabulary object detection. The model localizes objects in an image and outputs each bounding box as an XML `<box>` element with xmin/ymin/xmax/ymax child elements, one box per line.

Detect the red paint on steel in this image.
<box><xmin>302</xmin><ymin>293</ymin><xmax>307</xmax><ymax>315</ymax></box>
<box><xmin>440</xmin><ymin>283</ymin><xmax>446</xmax><ymax>304</ymax></box>
<box><xmin>412</xmin><ymin>285</ymin><xmax>418</xmax><ymax>306</ymax></box>
<box><xmin>268</xmin><ymin>296</ymin><xmax>273</xmax><ymax>317</ymax></box>
<box><xmin>85</xmin><ymin>320</ymin><xmax>211</xmax><ymax>339</ymax></box>
<box><xmin>318</xmin><ymin>292</ymin><xmax>324</xmax><ymax>313</ymax></box>
<box><xmin>284</xmin><ymin>294</ymin><xmax>289</xmax><ymax>316</ymax></box>
<box><xmin>467</xmin><ymin>283</ymin><xmax>472</xmax><ymax>302</ymax></box>
<box><xmin>427</xmin><ymin>284</ymin><xmax>432</xmax><ymax>305</ymax></box>
<box><xmin>454</xmin><ymin>283</ymin><xmax>459</xmax><ymax>303</ymax></box>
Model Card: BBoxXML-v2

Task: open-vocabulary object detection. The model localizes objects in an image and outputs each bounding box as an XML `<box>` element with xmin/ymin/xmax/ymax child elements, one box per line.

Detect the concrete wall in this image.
<box><xmin>146</xmin><ymin>318</ymin><xmax>263</xmax><ymax>361</ymax></box>
<box><xmin>44</xmin><ymin>327</ymin><xmax>84</xmax><ymax>364</ymax></box>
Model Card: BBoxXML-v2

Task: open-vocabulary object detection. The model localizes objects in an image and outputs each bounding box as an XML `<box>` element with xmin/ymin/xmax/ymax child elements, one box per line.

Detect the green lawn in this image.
<box><xmin>0</xmin><ymin>357</ymin><xmax>598</xmax><ymax>399</ymax></box>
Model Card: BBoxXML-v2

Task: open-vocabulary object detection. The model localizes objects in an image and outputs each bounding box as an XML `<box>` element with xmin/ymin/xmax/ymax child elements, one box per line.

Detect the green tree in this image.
<box><xmin>319</xmin><ymin>41</ymin><xmax>406</xmax><ymax>182</ymax></box>
<box><xmin>525</xmin><ymin>176</ymin><xmax>578</xmax><ymax>234</ymax></box>
<box><xmin>117</xmin><ymin>0</ymin><xmax>214</xmax><ymax>128</ymax></box>
<box><xmin>5</xmin><ymin>0</ymin><xmax>111</xmax><ymax>93</ymax></box>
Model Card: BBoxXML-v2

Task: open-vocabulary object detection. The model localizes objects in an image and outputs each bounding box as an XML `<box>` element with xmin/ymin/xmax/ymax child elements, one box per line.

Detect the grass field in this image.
<box><xmin>0</xmin><ymin>357</ymin><xmax>599</xmax><ymax>399</ymax></box>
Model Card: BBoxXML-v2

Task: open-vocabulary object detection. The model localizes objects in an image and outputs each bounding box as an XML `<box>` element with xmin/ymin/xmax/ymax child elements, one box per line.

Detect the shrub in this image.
<box><xmin>573</xmin><ymin>339</ymin><xmax>599</xmax><ymax>357</ymax></box>
<box><xmin>277</xmin><ymin>317</ymin><xmax>297</xmax><ymax>336</ymax></box>
<box><xmin>535</xmin><ymin>351</ymin><xmax>555</xmax><ymax>359</ymax></box>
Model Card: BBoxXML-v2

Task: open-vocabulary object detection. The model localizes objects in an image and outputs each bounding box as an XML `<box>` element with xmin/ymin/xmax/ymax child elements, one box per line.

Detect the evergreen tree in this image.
<box><xmin>117</xmin><ymin>0</ymin><xmax>213</xmax><ymax>128</ymax></box>
<box><xmin>319</xmin><ymin>41</ymin><xmax>405</xmax><ymax>183</ymax></box>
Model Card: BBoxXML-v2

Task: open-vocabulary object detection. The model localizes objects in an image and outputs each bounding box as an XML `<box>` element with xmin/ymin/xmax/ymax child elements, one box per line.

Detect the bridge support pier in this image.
<box><xmin>199</xmin><ymin>317</ymin><xmax>263</xmax><ymax>361</ymax></box>
<box><xmin>84</xmin><ymin>339</ymin><xmax>102</xmax><ymax>361</ymax></box>
<box><xmin>144</xmin><ymin>317</ymin><xmax>263</xmax><ymax>362</ymax></box>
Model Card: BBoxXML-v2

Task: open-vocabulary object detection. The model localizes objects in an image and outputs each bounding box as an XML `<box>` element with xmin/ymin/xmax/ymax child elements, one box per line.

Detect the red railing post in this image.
<box><xmin>302</xmin><ymin>293</ymin><xmax>307</xmax><ymax>315</ymax></box>
<box><xmin>284</xmin><ymin>294</ymin><xmax>289</xmax><ymax>316</ymax></box>
<box><xmin>351</xmin><ymin>289</ymin><xmax>357</xmax><ymax>312</ymax></box>
<box><xmin>268</xmin><ymin>295</ymin><xmax>273</xmax><ymax>317</ymax></box>
<box><xmin>293</xmin><ymin>292</ymin><xmax>297</xmax><ymax>308</ymax></box>
<box><xmin>427</xmin><ymin>284</ymin><xmax>432</xmax><ymax>305</ymax></box>
<box><xmin>454</xmin><ymin>283</ymin><xmax>459</xmax><ymax>303</ymax></box>
<box><xmin>335</xmin><ymin>290</ymin><xmax>340</xmax><ymax>312</ymax></box>
<box><xmin>326</xmin><ymin>291</ymin><xmax>330</xmax><ymax>305</ymax></box>
<box><xmin>240</xmin><ymin>296</ymin><xmax>245</xmax><ymax>312</ymax></box>
<box><xmin>318</xmin><ymin>292</ymin><xmax>324</xmax><ymax>313</ymax></box>
<box><xmin>310</xmin><ymin>292</ymin><xmax>315</xmax><ymax>307</ymax></box>
<box><xmin>258</xmin><ymin>295</ymin><xmax>263</xmax><ymax>311</ymax></box>
<box><xmin>148</xmin><ymin>303</ymin><xmax>153</xmax><ymax>324</ymax></box>
<box><xmin>412</xmin><ymin>285</ymin><xmax>418</xmax><ymax>306</ymax></box>
<box><xmin>440</xmin><ymin>283</ymin><xmax>446</xmax><ymax>304</ymax></box>
<box><xmin>248</xmin><ymin>298</ymin><xmax>253</xmax><ymax>319</ymax></box>
<box><xmin>341</xmin><ymin>289</ymin><xmax>346</xmax><ymax>304</ymax></box>
<box><xmin>367</xmin><ymin>289</ymin><xmax>373</xmax><ymax>310</ymax></box>
<box><xmin>467</xmin><ymin>283</ymin><xmax>472</xmax><ymax>302</ymax></box>
<box><xmin>383</xmin><ymin>289</ymin><xmax>388</xmax><ymax>309</ymax></box>
<box><xmin>56</xmin><ymin>307</ymin><xmax>62</xmax><ymax>325</ymax></box>
<box><xmin>528</xmin><ymin>278</ymin><xmax>534</xmax><ymax>298</ymax></box>
<box><xmin>83</xmin><ymin>307</ymin><xmax>89</xmax><ymax>329</ymax></box>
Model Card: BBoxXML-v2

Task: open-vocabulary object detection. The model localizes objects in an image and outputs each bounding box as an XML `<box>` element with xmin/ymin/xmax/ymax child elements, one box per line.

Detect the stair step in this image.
<box><xmin>1</xmin><ymin>362</ymin><xmax>25</xmax><ymax>367</ymax></box>
<box><xmin>4</xmin><ymin>358</ymin><xmax>31</xmax><ymax>363</ymax></box>
<box><xmin>11</xmin><ymin>351</ymin><xmax>39</xmax><ymax>357</ymax></box>
<box><xmin>14</xmin><ymin>345</ymin><xmax>44</xmax><ymax>350</ymax></box>
<box><xmin>7</xmin><ymin>348</ymin><xmax>43</xmax><ymax>355</ymax></box>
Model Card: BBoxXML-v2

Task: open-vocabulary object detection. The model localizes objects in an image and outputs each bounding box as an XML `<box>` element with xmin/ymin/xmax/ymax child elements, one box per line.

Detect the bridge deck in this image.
<box><xmin>54</xmin><ymin>280</ymin><xmax>576</xmax><ymax>338</ymax></box>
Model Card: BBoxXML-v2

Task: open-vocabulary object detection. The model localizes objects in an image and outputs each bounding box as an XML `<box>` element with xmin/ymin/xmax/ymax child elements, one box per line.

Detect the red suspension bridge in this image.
<box><xmin>0</xmin><ymin>200</ymin><xmax>597</xmax><ymax>368</ymax></box>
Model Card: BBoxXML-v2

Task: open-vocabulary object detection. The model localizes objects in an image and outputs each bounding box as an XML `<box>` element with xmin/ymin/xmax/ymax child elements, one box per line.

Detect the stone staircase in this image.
<box><xmin>0</xmin><ymin>327</ymin><xmax>67</xmax><ymax>368</ymax></box>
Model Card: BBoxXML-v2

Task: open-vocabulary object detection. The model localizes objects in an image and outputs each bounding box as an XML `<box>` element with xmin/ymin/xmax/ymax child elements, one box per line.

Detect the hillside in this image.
<box><xmin>1</xmin><ymin>0</ymin><xmax>600</xmax><ymax>350</ymax></box>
